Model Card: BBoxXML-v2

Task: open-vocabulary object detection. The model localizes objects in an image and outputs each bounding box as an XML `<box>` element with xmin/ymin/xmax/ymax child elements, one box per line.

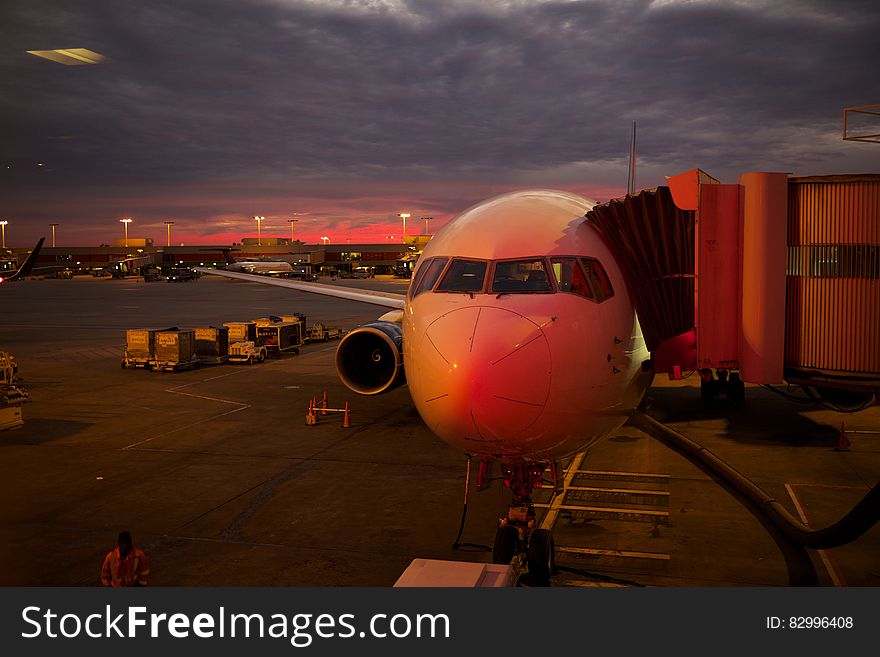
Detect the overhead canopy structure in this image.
<box><xmin>843</xmin><ymin>104</ymin><xmax>880</xmax><ymax>143</ymax></box>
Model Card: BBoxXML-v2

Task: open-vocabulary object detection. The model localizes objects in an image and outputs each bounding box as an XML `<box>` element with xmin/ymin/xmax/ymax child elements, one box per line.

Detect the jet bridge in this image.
<box><xmin>586</xmin><ymin>170</ymin><xmax>880</xmax><ymax>409</ymax></box>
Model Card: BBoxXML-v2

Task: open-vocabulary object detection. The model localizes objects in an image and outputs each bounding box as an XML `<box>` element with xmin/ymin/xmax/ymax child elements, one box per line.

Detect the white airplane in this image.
<box><xmin>221</xmin><ymin>249</ymin><xmax>295</xmax><ymax>276</ymax></box>
<box><xmin>196</xmin><ymin>189</ymin><xmax>652</xmax><ymax>583</ymax></box>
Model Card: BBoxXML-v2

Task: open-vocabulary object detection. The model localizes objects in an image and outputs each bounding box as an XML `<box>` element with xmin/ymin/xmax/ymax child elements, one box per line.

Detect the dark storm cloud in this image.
<box><xmin>1</xmin><ymin>0</ymin><xmax>878</xmax><ymax>241</ymax></box>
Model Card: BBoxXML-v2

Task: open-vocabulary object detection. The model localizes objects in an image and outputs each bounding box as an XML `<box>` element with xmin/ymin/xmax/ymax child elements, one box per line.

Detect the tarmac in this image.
<box><xmin>1</xmin><ymin>275</ymin><xmax>878</xmax><ymax>586</ymax></box>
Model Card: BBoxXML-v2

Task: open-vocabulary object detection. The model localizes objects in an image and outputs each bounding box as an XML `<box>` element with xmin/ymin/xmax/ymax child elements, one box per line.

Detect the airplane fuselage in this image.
<box><xmin>402</xmin><ymin>190</ymin><xmax>651</xmax><ymax>462</ymax></box>
<box><xmin>227</xmin><ymin>260</ymin><xmax>293</xmax><ymax>276</ymax></box>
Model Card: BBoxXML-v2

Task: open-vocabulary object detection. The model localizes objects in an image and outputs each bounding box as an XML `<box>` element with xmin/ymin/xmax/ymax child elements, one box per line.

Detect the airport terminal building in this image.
<box><xmin>11</xmin><ymin>236</ymin><xmax>428</xmax><ymax>276</ymax></box>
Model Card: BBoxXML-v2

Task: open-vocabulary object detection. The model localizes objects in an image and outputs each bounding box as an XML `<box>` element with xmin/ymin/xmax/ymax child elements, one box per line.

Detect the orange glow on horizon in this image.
<box><xmin>4</xmin><ymin>181</ymin><xmax>627</xmax><ymax>247</ymax></box>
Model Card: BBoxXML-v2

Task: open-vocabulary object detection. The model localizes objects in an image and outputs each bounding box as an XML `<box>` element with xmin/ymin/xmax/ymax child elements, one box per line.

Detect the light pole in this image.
<box><xmin>320</xmin><ymin>236</ymin><xmax>330</xmax><ymax>245</ymax></box>
<box><xmin>398</xmin><ymin>213</ymin><xmax>410</xmax><ymax>241</ymax></box>
<box><xmin>287</xmin><ymin>218</ymin><xmax>299</xmax><ymax>243</ymax></box>
<box><xmin>421</xmin><ymin>216</ymin><xmax>432</xmax><ymax>235</ymax></box>
<box><xmin>165</xmin><ymin>221</ymin><xmax>175</xmax><ymax>247</ymax></box>
<box><xmin>0</xmin><ymin>221</ymin><xmax>7</xmax><ymax>248</ymax></box>
<box><xmin>50</xmin><ymin>223</ymin><xmax>58</xmax><ymax>247</ymax></box>
<box><xmin>120</xmin><ymin>218</ymin><xmax>132</xmax><ymax>247</ymax></box>
<box><xmin>254</xmin><ymin>216</ymin><xmax>264</xmax><ymax>246</ymax></box>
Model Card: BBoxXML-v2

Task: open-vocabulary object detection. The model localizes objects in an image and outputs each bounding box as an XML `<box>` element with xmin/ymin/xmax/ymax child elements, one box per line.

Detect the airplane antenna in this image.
<box><xmin>627</xmin><ymin>120</ymin><xmax>637</xmax><ymax>195</ymax></box>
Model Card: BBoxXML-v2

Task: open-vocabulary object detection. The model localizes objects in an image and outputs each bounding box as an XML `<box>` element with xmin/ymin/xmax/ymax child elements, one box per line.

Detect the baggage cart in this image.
<box><xmin>223</xmin><ymin>321</ymin><xmax>257</xmax><ymax>343</ymax></box>
<box><xmin>194</xmin><ymin>326</ymin><xmax>229</xmax><ymax>364</ymax></box>
<box><xmin>256</xmin><ymin>321</ymin><xmax>305</xmax><ymax>357</ymax></box>
<box><xmin>153</xmin><ymin>329</ymin><xmax>198</xmax><ymax>372</ymax></box>
<box><xmin>122</xmin><ymin>328</ymin><xmax>174</xmax><ymax>369</ymax></box>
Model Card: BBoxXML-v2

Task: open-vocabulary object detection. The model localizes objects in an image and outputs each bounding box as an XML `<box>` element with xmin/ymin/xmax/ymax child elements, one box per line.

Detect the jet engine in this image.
<box><xmin>335</xmin><ymin>321</ymin><xmax>404</xmax><ymax>394</ymax></box>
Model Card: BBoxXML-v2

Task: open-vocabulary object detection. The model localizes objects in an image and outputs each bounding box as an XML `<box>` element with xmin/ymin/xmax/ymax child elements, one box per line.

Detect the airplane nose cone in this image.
<box><xmin>417</xmin><ymin>307</ymin><xmax>551</xmax><ymax>444</ymax></box>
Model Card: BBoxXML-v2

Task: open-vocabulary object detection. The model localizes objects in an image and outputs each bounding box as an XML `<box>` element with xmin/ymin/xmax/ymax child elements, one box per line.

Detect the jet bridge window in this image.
<box><xmin>410</xmin><ymin>257</ymin><xmax>448</xmax><ymax>298</ymax></box>
<box><xmin>492</xmin><ymin>259</ymin><xmax>553</xmax><ymax>293</ymax></box>
<box><xmin>436</xmin><ymin>259</ymin><xmax>487</xmax><ymax>293</ymax></box>
<box><xmin>550</xmin><ymin>257</ymin><xmax>593</xmax><ymax>299</ymax></box>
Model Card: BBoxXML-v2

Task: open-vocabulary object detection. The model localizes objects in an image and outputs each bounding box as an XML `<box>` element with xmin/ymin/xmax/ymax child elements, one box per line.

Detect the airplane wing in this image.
<box><xmin>192</xmin><ymin>267</ymin><xmax>405</xmax><ymax>309</ymax></box>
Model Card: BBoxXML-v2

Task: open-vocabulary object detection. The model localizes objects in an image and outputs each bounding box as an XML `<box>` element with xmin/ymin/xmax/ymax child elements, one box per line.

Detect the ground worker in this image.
<box><xmin>100</xmin><ymin>530</ymin><xmax>150</xmax><ymax>587</ymax></box>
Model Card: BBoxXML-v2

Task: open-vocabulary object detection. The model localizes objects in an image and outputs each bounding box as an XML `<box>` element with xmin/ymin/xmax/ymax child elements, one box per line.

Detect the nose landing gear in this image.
<box><xmin>490</xmin><ymin>461</ymin><xmax>558</xmax><ymax>586</ymax></box>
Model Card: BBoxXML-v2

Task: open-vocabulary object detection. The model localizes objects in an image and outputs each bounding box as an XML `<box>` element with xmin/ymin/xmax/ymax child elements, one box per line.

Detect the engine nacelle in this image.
<box><xmin>335</xmin><ymin>321</ymin><xmax>404</xmax><ymax>394</ymax></box>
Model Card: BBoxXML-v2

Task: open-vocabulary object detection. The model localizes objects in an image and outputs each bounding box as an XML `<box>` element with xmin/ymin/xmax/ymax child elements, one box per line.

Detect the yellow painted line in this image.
<box><xmin>557</xmin><ymin>546</ymin><xmax>671</xmax><ymax>561</ymax></box>
<box><xmin>576</xmin><ymin>469</ymin><xmax>670</xmax><ymax>480</ymax></box>
<box><xmin>533</xmin><ymin>503</ymin><xmax>669</xmax><ymax>519</ymax></box>
<box><xmin>556</xmin><ymin>579</ymin><xmax>630</xmax><ymax>588</ymax></box>
<box><xmin>122</xmin><ymin>403</ymin><xmax>249</xmax><ymax>450</ymax></box>
<box><xmin>122</xmin><ymin>376</ymin><xmax>250</xmax><ymax>449</ymax></box>
<box><xmin>567</xmin><ymin>486</ymin><xmax>670</xmax><ymax>496</ymax></box>
<box><xmin>785</xmin><ymin>483</ymin><xmax>845</xmax><ymax>587</ymax></box>
<box><xmin>539</xmin><ymin>452</ymin><xmax>585</xmax><ymax>531</ymax></box>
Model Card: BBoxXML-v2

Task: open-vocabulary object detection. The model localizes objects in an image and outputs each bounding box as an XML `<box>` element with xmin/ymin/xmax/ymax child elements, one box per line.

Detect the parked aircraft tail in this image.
<box><xmin>1</xmin><ymin>238</ymin><xmax>45</xmax><ymax>282</ymax></box>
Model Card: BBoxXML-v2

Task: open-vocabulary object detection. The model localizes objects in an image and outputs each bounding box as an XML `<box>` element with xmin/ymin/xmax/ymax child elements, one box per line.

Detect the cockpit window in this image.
<box><xmin>410</xmin><ymin>257</ymin><xmax>448</xmax><ymax>298</ymax></box>
<box><xmin>550</xmin><ymin>257</ymin><xmax>593</xmax><ymax>299</ymax></box>
<box><xmin>436</xmin><ymin>259</ymin><xmax>487</xmax><ymax>293</ymax></box>
<box><xmin>581</xmin><ymin>257</ymin><xmax>614</xmax><ymax>302</ymax></box>
<box><xmin>491</xmin><ymin>259</ymin><xmax>553</xmax><ymax>293</ymax></box>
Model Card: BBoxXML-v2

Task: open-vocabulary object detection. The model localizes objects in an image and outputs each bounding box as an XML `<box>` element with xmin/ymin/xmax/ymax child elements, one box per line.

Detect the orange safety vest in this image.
<box><xmin>101</xmin><ymin>546</ymin><xmax>150</xmax><ymax>587</ymax></box>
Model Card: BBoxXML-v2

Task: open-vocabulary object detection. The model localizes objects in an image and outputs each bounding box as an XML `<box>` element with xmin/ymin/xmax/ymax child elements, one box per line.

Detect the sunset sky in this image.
<box><xmin>1</xmin><ymin>0</ymin><xmax>878</xmax><ymax>247</ymax></box>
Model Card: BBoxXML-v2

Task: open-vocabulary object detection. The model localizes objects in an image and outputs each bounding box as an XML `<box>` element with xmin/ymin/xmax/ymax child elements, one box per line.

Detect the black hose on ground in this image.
<box><xmin>451</xmin><ymin>456</ymin><xmax>471</xmax><ymax>550</ymax></box>
<box><xmin>629</xmin><ymin>412</ymin><xmax>880</xmax><ymax>550</ymax></box>
<box><xmin>451</xmin><ymin>456</ymin><xmax>492</xmax><ymax>553</ymax></box>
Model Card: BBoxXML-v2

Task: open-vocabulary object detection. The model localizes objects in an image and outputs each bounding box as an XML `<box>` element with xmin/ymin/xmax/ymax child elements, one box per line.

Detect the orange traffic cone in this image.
<box><xmin>321</xmin><ymin>390</ymin><xmax>328</xmax><ymax>416</ymax></box>
<box><xmin>836</xmin><ymin>420</ymin><xmax>850</xmax><ymax>452</ymax></box>
<box><xmin>342</xmin><ymin>401</ymin><xmax>351</xmax><ymax>428</ymax></box>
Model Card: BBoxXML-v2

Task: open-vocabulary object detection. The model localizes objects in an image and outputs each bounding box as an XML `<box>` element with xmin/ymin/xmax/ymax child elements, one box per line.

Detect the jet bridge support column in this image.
<box><xmin>739</xmin><ymin>172</ymin><xmax>787</xmax><ymax>384</ymax></box>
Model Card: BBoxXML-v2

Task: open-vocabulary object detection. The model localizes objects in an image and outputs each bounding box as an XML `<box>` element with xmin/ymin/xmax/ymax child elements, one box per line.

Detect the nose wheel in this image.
<box><xmin>492</xmin><ymin>524</ymin><xmax>519</xmax><ymax>565</ymax></box>
<box><xmin>526</xmin><ymin>528</ymin><xmax>555</xmax><ymax>585</ymax></box>
<box><xmin>491</xmin><ymin>523</ymin><xmax>556</xmax><ymax>586</ymax></box>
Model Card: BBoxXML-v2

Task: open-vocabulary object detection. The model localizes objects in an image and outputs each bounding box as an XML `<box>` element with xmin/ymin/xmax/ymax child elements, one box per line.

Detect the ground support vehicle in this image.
<box><xmin>228</xmin><ymin>341</ymin><xmax>268</xmax><ymax>364</ymax></box>
<box><xmin>1</xmin><ymin>351</ymin><xmax>29</xmax><ymax>430</ymax></box>
<box><xmin>307</xmin><ymin>322</ymin><xmax>345</xmax><ymax>343</ymax></box>
<box><xmin>256</xmin><ymin>321</ymin><xmax>304</xmax><ymax>357</ymax></box>
<box><xmin>166</xmin><ymin>268</ymin><xmax>196</xmax><ymax>282</ymax></box>
<box><xmin>141</xmin><ymin>266</ymin><xmax>162</xmax><ymax>282</ymax></box>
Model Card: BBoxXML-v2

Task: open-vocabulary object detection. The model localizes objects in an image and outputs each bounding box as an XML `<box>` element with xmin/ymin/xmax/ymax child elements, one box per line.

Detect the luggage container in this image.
<box><xmin>153</xmin><ymin>329</ymin><xmax>198</xmax><ymax>372</ymax></box>
<box><xmin>194</xmin><ymin>326</ymin><xmax>229</xmax><ymax>364</ymax></box>
<box><xmin>122</xmin><ymin>328</ymin><xmax>175</xmax><ymax>369</ymax></box>
<box><xmin>256</xmin><ymin>321</ymin><xmax>305</xmax><ymax>357</ymax></box>
<box><xmin>223</xmin><ymin>321</ymin><xmax>257</xmax><ymax>343</ymax></box>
